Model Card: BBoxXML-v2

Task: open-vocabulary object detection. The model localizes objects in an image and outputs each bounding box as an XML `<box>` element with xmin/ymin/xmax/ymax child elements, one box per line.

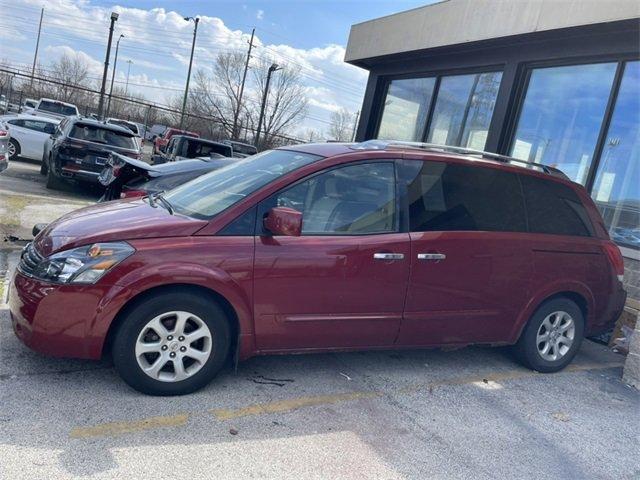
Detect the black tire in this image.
<box><xmin>39</xmin><ymin>155</ymin><xmax>48</xmax><ymax>175</ymax></box>
<box><xmin>8</xmin><ymin>138</ymin><xmax>20</xmax><ymax>159</ymax></box>
<box><xmin>112</xmin><ymin>290</ymin><xmax>231</xmax><ymax>395</ymax></box>
<box><xmin>513</xmin><ymin>297</ymin><xmax>584</xmax><ymax>373</ymax></box>
<box><xmin>45</xmin><ymin>156</ymin><xmax>65</xmax><ymax>190</ymax></box>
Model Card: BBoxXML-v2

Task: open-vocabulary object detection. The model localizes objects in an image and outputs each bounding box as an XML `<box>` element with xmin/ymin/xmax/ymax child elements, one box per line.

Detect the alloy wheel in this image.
<box><xmin>8</xmin><ymin>141</ymin><xmax>16</xmax><ymax>158</ymax></box>
<box><xmin>536</xmin><ymin>311</ymin><xmax>575</xmax><ymax>362</ymax></box>
<box><xmin>135</xmin><ymin>311</ymin><xmax>212</xmax><ymax>382</ymax></box>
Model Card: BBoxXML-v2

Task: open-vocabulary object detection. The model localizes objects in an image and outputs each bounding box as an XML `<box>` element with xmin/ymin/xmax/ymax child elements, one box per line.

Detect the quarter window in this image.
<box><xmin>520</xmin><ymin>175</ymin><xmax>594</xmax><ymax>237</ymax></box>
<box><xmin>403</xmin><ymin>161</ymin><xmax>527</xmax><ymax>233</ymax></box>
<box><xmin>270</xmin><ymin>162</ymin><xmax>398</xmax><ymax>235</ymax></box>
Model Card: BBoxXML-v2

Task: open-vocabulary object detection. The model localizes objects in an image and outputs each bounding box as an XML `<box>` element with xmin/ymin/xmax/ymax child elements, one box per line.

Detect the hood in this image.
<box><xmin>34</xmin><ymin>199</ymin><xmax>208</xmax><ymax>256</ymax></box>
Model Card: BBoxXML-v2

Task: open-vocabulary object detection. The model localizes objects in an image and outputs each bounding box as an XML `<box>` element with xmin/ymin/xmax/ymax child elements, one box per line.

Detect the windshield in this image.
<box><xmin>70</xmin><ymin>123</ymin><xmax>138</xmax><ymax>149</ymax></box>
<box><xmin>164</xmin><ymin>149</ymin><xmax>321</xmax><ymax>219</ymax></box>
<box><xmin>39</xmin><ymin>101</ymin><xmax>77</xmax><ymax>116</ymax></box>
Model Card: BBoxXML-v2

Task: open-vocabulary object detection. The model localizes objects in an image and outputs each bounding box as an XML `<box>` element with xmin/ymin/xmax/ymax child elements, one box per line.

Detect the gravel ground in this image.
<box><xmin>1</xmin><ymin>157</ymin><xmax>638</xmax><ymax>480</ymax></box>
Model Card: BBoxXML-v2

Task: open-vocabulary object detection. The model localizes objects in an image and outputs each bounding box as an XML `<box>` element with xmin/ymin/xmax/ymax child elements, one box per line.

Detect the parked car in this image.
<box><xmin>41</xmin><ymin>116</ymin><xmax>141</xmax><ymax>189</ymax></box>
<box><xmin>154</xmin><ymin>135</ymin><xmax>233</xmax><ymax>164</ymax></box>
<box><xmin>23</xmin><ymin>98</ymin><xmax>38</xmax><ymax>110</ymax></box>
<box><xmin>0</xmin><ymin>128</ymin><xmax>8</xmax><ymax>173</ymax></box>
<box><xmin>99</xmin><ymin>152</ymin><xmax>236</xmax><ymax>201</ymax></box>
<box><xmin>1</xmin><ymin>114</ymin><xmax>59</xmax><ymax>161</ymax></box>
<box><xmin>106</xmin><ymin>118</ymin><xmax>144</xmax><ymax>149</ymax></box>
<box><xmin>153</xmin><ymin>127</ymin><xmax>199</xmax><ymax>155</ymax></box>
<box><xmin>26</xmin><ymin>98</ymin><xmax>79</xmax><ymax>119</ymax></box>
<box><xmin>222</xmin><ymin>139</ymin><xmax>257</xmax><ymax>158</ymax></box>
<box><xmin>9</xmin><ymin>140</ymin><xmax>626</xmax><ymax>395</ymax></box>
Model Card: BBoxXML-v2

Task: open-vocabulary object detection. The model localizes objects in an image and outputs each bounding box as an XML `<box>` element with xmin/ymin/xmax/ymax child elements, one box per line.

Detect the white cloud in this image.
<box><xmin>8</xmin><ymin>0</ymin><xmax>368</xmax><ymax>134</ymax></box>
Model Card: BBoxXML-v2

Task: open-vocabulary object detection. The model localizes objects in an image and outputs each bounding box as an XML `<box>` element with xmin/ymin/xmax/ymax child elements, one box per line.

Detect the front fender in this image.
<box><xmin>509</xmin><ymin>279</ymin><xmax>595</xmax><ymax>342</ymax></box>
<box><xmin>114</xmin><ymin>261</ymin><xmax>252</xmax><ymax>331</ymax></box>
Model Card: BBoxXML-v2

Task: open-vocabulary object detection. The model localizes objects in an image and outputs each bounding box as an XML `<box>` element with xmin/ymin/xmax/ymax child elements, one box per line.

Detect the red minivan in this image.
<box><xmin>9</xmin><ymin>141</ymin><xmax>627</xmax><ymax>395</ymax></box>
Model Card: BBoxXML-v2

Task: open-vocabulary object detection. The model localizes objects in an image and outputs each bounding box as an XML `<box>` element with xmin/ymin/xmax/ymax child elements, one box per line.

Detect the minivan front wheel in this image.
<box><xmin>513</xmin><ymin>297</ymin><xmax>584</xmax><ymax>373</ymax></box>
<box><xmin>112</xmin><ymin>291</ymin><xmax>230</xmax><ymax>395</ymax></box>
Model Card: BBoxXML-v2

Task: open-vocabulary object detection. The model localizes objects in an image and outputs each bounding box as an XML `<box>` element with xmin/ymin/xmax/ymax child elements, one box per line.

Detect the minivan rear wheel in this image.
<box><xmin>112</xmin><ymin>291</ymin><xmax>231</xmax><ymax>395</ymax></box>
<box><xmin>513</xmin><ymin>297</ymin><xmax>584</xmax><ymax>373</ymax></box>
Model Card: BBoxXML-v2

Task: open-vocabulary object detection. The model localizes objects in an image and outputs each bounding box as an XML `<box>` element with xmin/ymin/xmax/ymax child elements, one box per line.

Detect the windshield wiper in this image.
<box><xmin>146</xmin><ymin>193</ymin><xmax>157</xmax><ymax>208</ymax></box>
<box><xmin>154</xmin><ymin>192</ymin><xmax>174</xmax><ymax>215</ymax></box>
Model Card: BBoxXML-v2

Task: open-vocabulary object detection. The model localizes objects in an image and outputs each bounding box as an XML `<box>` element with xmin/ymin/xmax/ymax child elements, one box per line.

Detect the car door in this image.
<box><xmin>253</xmin><ymin>160</ymin><xmax>410</xmax><ymax>351</ymax></box>
<box><xmin>396</xmin><ymin>158</ymin><xmax>533</xmax><ymax>346</ymax></box>
<box><xmin>23</xmin><ymin>120</ymin><xmax>54</xmax><ymax>159</ymax></box>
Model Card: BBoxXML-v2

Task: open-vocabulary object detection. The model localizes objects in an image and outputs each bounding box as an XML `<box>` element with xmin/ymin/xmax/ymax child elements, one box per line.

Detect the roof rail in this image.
<box><xmin>351</xmin><ymin>140</ymin><xmax>569</xmax><ymax>179</ymax></box>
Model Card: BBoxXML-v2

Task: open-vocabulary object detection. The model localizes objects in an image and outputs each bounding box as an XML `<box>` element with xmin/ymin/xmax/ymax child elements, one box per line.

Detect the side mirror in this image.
<box><xmin>264</xmin><ymin>207</ymin><xmax>302</xmax><ymax>237</ymax></box>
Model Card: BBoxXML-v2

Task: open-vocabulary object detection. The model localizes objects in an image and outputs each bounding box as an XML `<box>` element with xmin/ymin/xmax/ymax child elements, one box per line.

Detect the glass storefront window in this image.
<box><xmin>510</xmin><ymin>62</ymin><xmax>617</xmax><ymax>184</ymax></box>
<box><xmin>427</xmin><ymin>71</ymin><xmax>503</xmax><ymax>150</ymax></box>
<box><xmin>592</xmin><ymin>61</ymin><xmax>640</xmax><ymax>250</ymax></box>
<box><xmin>377</xmin><ymin>77</ymin><xmax>435</xmax><ymax>141</ymax></box>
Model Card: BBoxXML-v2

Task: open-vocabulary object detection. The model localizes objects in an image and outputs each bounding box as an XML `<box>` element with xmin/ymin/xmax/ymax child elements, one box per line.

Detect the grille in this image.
<box><xmin>19</xmin><ymin>242</ymin><xmax>44</xmax><ymax>276</ymax></box>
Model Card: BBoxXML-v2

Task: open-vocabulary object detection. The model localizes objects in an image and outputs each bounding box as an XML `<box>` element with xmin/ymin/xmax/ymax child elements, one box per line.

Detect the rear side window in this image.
<box><xmin>520</xmin><ymin>175</ymin><xmax>594</xmax><ymax>237</ymax></box>
<box><xmin>39</xmin><ymin>101</ymin><xmax>77</xmax><ymax>116</ymax></box>
<box><xmin>404</xmin><ymin>161</ymin><xmax>527</xmax><ymax>232</ymax></box>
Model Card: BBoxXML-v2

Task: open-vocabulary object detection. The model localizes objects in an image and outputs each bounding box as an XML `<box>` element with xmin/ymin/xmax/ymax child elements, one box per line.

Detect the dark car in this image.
<box><xmin>154</xmin><ymin>136</ymin><xmax>233</xmax><ymax>164</ymax></box>
<box><xmin>10</xmin><ymin>141</ymin><xmax>626</xmax><ymax>395</ymax></box>
<box><xmin>99</xmin><ymin>152</ymin><xmax>236</xmax><ymax>201</ymax></box>
<box><xmin>41</xmin><ymin>117</ymin><xmax>141</xmax><ymax>189</ymax></box>
<box><xmin>222</xmin><ymin>139</ymin><xmax>258</xmax><ymax>158</ymax></box>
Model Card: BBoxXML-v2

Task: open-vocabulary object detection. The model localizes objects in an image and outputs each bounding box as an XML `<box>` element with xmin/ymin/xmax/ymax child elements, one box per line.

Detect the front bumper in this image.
<box><xmin>9</xmin><ymin>269</ymin><xmax>127</xmax><ymax>359</ymax></box>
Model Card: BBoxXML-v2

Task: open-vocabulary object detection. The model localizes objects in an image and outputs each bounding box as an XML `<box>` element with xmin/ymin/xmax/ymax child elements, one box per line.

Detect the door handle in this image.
<box><xmin>417</xmin><ymin>253</ymin><xmax>446</xmax><ymax>261</ymax></box>
<box><xmin>373</xmin><ymin>252</ymin><xmax>405</xmax><ymax>260</ymax></box>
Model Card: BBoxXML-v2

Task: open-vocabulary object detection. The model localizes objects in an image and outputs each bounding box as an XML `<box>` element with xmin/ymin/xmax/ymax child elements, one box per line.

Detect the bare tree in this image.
<box><xmin>49</xmin><ymin>53</ymin><xmax>91</xmax><ymax>103</ymax></box>
<box><xmin>328</xmin><ymin>108</ymin><xmax>353</xmax><ymax>142</ymax></box>
<box><xmin>303</xmin><ymin>128</ymin><xmax>324</xmax><ymax>143</ymax></box>
<box><xmin>248</xmin><ymin>57</ymin><xmax>307</xmax><ymax>149</ymax></box>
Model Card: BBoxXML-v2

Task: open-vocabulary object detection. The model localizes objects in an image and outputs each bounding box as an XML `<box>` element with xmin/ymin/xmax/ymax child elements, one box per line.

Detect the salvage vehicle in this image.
<box><xmin>153</xmin><ymin>127</ymin><xmax>199</xmax><ymax>155</ymax></box>
<box><xmin>42</xmin><ymin>116</ymin><xmax>141</xmax><ymax>189</ymax></box>
<box><xmin>154</xmin><ymin>135</ymin><xmax>232</xmax><ymax>164</ymax></box>
<box><xmin>26</xmin><ymin>98</ymin><xmax>79</xmax><ymax>119</ymax></box>
<box><xmin>10</xmin><ymin>141</ymin><xmax>626</xmax><ymax>395</ymax></box>
<box><xmin>222</xmin><ymin>139</ymin><xmax>258</xmax><ymax>158</ymax></box>
<box><xmin>2</xmin><ymin>115</ymin><xmax>59</xmax><ymax>161</ymax></box>
<box><xmin>99</xmin><ymin>152</ymin><xmax>236</xmax><ymax>201</ymax></box>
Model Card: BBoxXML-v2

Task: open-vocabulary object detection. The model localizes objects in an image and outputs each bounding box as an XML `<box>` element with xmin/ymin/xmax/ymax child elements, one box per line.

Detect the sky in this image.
<box><xmin>0</xmin><ymin>0</ymin><xmax>430</xmax><ymax>137</ymax></box>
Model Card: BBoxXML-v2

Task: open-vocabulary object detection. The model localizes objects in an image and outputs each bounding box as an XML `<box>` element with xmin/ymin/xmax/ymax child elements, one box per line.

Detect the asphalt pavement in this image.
<box><xmin>0</xmin><ymin>157</ymin><xmax>639</xmax><ymax>480</ymax></box>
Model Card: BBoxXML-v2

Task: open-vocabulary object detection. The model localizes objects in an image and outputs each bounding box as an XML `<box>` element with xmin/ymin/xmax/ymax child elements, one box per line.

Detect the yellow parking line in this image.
<box><xmin>69</xmin><ymin>361</ymin><xmax>623</xmax><ymax>438</ymax></box>
<box><xmin>70</xmin><ymin>413</ymin><xmax>189</xmax><ymax>439</ymax></box>
<box><xmin>212</xmin><ymin>391</ymin><xmax>380</xmax><ymax>420</ymax></box>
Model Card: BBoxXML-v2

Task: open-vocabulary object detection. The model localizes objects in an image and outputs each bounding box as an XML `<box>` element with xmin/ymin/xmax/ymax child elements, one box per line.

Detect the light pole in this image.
<box><xmin>254</xmin><ymin>63</ymin><xmax>281</xmax><ymax>148</ymax></box>
<box><xmin>124</xmin><ymin>59</ymin><xmax>133</xmax><ymax>96</ymax></box>
<box><xmin>106</xmin><ymin>33</ymin><xmax>124</xmax><ymax>118</ymax></box>
<box><xmin>180</xmin><ymin>16</ymin><xmax>199</xmax><ymax>130</ymax></box>
<box><xmin>97</xmin><ymin>11</ymin><xmax>119</xmax><ymax>120</ymax></box>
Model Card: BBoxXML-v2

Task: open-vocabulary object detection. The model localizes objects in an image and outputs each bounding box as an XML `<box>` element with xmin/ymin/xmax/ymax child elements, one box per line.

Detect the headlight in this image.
<box><xmin>33</xmin><ymin>242</ymin><xmax>134</xmax><ymax>284</ymax></box>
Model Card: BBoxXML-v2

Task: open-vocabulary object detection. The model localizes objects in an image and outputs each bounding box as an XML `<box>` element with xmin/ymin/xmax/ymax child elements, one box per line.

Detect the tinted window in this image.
<box><xmin>8</xmin><ymin>119</ymin><xmax>25</xmax><ymax>127</ymax></box>
<box><xmin>521</xmin><ymin>175</ymin><xmax>594</xmax><ymax>237</ymax></box>
<box><xmin>404</xmin><ymin>161</ymin><xmax>527</xmax><ymax>233</ymax></box>
<box><xmin>186</xmin><ymin>141</ymin><xmax>232</xmax><ymax>158</ymax></box>
<box><xmin>268</xmin><ymin>162</ymin><xmax>397</xmax><ymax>235</ymax></box>
<box><xmin>69</xmin><ymin>123</ymin><xmax>137</xmax><ymax>149</ymax></box>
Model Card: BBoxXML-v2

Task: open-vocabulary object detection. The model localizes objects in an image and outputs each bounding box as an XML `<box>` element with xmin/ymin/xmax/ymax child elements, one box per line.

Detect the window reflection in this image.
<box><xmin>592</xmin><ymin>61</ymin><xmax>640</xmax><ymax>250</ymax></box>
<box><xmin>427</xmin><ymin>71</ymin><xmax>502</xmax><ymax>149</ymax></box>
<box><xmin>511</xmin><ymin>63</ymin><xmax>617</xmax><ymax>184</ymax></box>
<box><xmin>377</xmin><ymin>77</ymin><xmax>435</xmax><ymax>141</ymax></box>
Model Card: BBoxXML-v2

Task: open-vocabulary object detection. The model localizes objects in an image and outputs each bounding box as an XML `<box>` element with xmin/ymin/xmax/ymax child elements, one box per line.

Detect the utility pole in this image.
<box><xmin>351</xmin><ymin>110</ymin><xmax>360</xmax><ymax>142</ymax></box>
<box><xmin>97</xmin><ymin>11</ymin><xmax>119</xmax><ymax>120</ymax></box>
<box><xmin>30</xmin><ymin>7</ymin><xmax>44</xmax><ymax>88</ymax></box>
<box><xmin>124</xmin><ymin>59</ymin><xmax>133</xmax><ymax>96</ymax></box>
<box><xmin>232</xmin><ymin>27</ymin><xmax>254</xmax><ymax>140</ymax></box>
<box><xmin>106</xmin><ymin>33</ymin><xmax>124</xmax><ymax>118</ymax></box>
<box><xmin>180</xmin><ymin>16</ymin><xmax>199</xmax><ymax>130</ymax></box>
<box><xmin>254</xmin><ymin>63</ymin><xmax>281</xmax><ymax>148</ymax></box>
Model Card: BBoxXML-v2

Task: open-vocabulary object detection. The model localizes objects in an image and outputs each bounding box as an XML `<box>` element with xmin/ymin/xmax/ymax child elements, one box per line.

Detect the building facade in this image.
<box><xmin>346</xmin><ymin>0</ymin><xmax>640</xmax><ymax>301</ymax></box>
